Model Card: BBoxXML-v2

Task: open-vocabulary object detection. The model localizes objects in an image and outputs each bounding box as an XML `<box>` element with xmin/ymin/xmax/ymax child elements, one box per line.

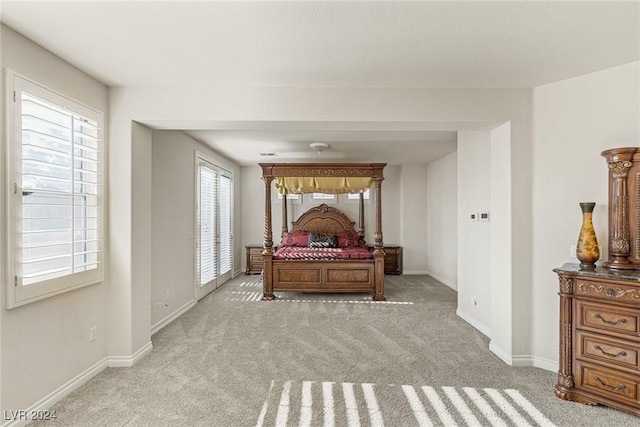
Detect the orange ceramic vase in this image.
<box><xmin>576</xmin><ymin>202</ymin><xmax>600</xmax><ymax>268</ymax></box>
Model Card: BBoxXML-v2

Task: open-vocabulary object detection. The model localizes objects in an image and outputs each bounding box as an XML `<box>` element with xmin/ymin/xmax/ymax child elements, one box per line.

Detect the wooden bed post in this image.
<box><xmin>358</xmin><ymin>192</ymin><xmax>365</xmax><ymax>239</ymax></box>
<box><xmin>372</xmin><ymin>177</ymin><xmax>386</xmax><ymax>301</ymax></box>
<box><xmin>262</xmin><ymin>175</ymin><xmax>275</xmax><ymax>300</ymax></box>
<box><xmin>282</xmin><ymin>194</ymin><xmax>288</xmax><ymax>235</ymax></box>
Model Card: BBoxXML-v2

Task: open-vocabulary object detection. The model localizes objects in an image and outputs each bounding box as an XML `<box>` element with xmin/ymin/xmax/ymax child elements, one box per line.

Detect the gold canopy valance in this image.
<box><xmin>274</xmin><ymin>176</ymin><xmax>372</xmax><ymax>195</ymax></box>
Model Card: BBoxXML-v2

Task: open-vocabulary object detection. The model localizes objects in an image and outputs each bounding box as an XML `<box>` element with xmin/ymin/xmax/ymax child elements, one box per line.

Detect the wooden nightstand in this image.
<box><xmin>368</xmin><ymin>244</ymin><xmax>402</xmax><ymax>275</ymax></box>
<box><xmin>245</xmin><ymin>244</ymin><xmax>265</xmax><ymax>275</ymax></box>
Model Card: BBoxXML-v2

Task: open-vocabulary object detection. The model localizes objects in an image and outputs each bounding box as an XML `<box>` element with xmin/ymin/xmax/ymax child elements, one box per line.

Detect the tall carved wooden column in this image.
<box><xmin>555</xmin><ymin>276</ymin><xmax>575</xmax><ymax>400</ymax></box>
<box><xmin>262</xmin><ymin>176</ymin><xmax>275</xmax><ymax>300</ymax></box>
<box><xmin>281</xmin><ymin>194</ymin><xmax>288</xmax><ymax>235</ymax></box>
<box><xmin>602</xmin><ymin>148</ymin><xmax>636</xmax><ymax>269</ymax></box>
<box><xmin>372</xmin><ymin>177</ymin><xmax>386</xmax><ymax>301</ymax></box>
<box><xmin>358</xmin><ymin>192</ymin><xmax>365</xmax><ymax>239</ymax></box>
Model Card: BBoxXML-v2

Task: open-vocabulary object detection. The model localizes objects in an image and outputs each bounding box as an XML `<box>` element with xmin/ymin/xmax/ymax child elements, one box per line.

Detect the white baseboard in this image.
<box><xmin>107</xmin><ymin>341</ymin><xmax>153</xmax><ymax>368</ymax></box>
<box><xmin>456</xmin><ymin>308</ymin><xmax>491</xmax><ymax>337</ymax></box>
<box><xmin>516</xmin><ymin>355</ymin><xmax>557</xmax><ymax>372</ymax></box>
<box><xmin>489</xmin><ymin>340</ymin><xmax>513</xmax><ymax>365</ymax></box>
<box><xmin>1</xmin><ymin>358</ymin><xmax>108</xmax><ymax>427</ymax></box>
<box><xmin>402</xmin><ymin>270</ymin><xmax>429</xmax><ymax>275</ymax></box>
<box><xmin>488</xmin><ymin>341</ymin><xmax>558</xmax><ymax>372</ymax></box>
<box><xmin>531</xmin><ymin>356</ymin><xmax>558</xmax><ymax>372</ymax></box>
<box><xmin>425</xmin><ymin>270</ymin><xmax>457</xmax><ymax>290</ymax></box>
<box><xmin>151</xmin><ymin>299</ymin><xmax>197</xmax><ymax>336</ymax></box>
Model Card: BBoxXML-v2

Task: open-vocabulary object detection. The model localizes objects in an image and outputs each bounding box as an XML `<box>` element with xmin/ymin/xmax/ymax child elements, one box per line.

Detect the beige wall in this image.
<box><xmin>532</xmin><ymin>61</ymin><xmax>640</xmax><ymax>368</ymax></box>
<box><xmin>150</xmin><ymin>130</ymin><xmax>241</xmax><ymax>331</ymax></box>
<box><xmin>426</xmin><ymin>151</ymin><xmax>457</xmax><ymax>289</ymax></box>
<box><xmin>1</xmin><ymin>25</ymin><xmax>110</xmax><ymax>413</ymax></box>
<box><xmin>399</xmin><ymin>165</ymin><xmax>429</xmax><ymax>274</ymax></box>
<box><xmin>456</xmin><ymin>132</ymin><xmax>492</xmax><ymax>336</ymax></box>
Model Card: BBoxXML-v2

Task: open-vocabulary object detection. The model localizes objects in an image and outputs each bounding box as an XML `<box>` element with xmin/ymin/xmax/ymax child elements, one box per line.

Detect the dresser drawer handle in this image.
<box><xmin>593</xmin><ymin>376</ymin><xmax>626</xmax><ymax>391</ymax></box>
<box><xmin>594</xmin><ymin>345</ymin><xmax>628</xmax><ymax>358</ymax></box>
<box><xmin>594</xmin><ymin>313</ymin><xmax>627</xmax><ymax>326</ymax></box>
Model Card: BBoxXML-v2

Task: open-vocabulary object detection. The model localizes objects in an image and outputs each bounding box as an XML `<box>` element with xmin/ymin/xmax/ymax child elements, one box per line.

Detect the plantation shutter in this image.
<box><xmin>219</xmin><ymin>174</ymin><xmax>232</xmax><ymax>276</ymax></box>
<box><xmin>20</xmin><ymin>91</ymin><xmax>101</xmax><ymax>285</ymax></box>
<box><xmin>199</xmin><ymin>164</ymin><xmax>217</xmax><ymax>285</ymax></box>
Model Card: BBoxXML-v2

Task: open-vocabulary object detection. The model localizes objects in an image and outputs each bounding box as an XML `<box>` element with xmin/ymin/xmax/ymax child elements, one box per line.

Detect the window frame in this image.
<box><xmin>311</xmin><ymin>192</ymin><xmax>337</xmax><ymax>204</ymax></box>
<box><xmin>344</xmin><ymin>189</ymin><xmax>370</xmax><ymax>204</ymax></box>
<box><xmin>5</xmin><ymin>70</ymin><xmax>105</xmax><ymax>308</ymax></box>
<box><xmin>273</xmin><ymin>186</ymin><xmax>302</xmax><ymax>205</ymax></box>
<box><xmin>194</xmin><ymin>151</ymin><xmax>234</xmax><ymax>299</ymax></box>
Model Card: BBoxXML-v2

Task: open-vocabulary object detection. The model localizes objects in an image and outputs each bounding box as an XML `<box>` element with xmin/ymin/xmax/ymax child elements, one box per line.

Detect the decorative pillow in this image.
<box><xmin>280</xmin><ymin>231</ymin><xmax>309</xmax><ymax>247</ymax></box>
<box><xmin>308</xmin><ymin>233</ymin><xmax>337</xmax><ymax>248</ymax></box>
<box><xmin>337</xmin><ymin>233</ymin><xmax>361</xmax><ymax>248</ymax></box>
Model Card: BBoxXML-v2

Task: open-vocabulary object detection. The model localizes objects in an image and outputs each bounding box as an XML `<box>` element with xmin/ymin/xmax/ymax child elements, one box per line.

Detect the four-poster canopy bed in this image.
<box><xmin>259</xmin><ymin>163</ymin><xmax>387</xmax><ymax>301</ymax></box>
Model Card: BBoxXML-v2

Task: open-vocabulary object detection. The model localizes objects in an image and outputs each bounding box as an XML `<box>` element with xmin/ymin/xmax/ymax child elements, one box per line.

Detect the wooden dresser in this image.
<box><xmin>554</xmin><ymin>263</ymin><xmax>640</xmax><ymax>416</ymax></box>
<box><xmin>368</xmin><ymin>244</ymin><xmax>402</xmax><ymax>275</ymax></box>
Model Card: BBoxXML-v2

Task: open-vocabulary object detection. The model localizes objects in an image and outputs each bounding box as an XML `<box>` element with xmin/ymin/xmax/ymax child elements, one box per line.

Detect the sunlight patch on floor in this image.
<box><xmin>256</xmin><ymin>380</ymin><xmax>556</xmax><ymax>427</ymax></box>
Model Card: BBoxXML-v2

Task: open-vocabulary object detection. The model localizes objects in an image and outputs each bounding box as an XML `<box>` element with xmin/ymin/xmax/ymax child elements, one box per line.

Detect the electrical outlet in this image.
<box><xmin>471</xmin><ymin>296</ymin><xmax>478</xmax><ymax>306</ymax></box>
<box><xmin>89</xmin><ymin>326</ymin><xmax>97</xmax><ymax>342</ymax></box>
<box><xmin>470</xmin><ymin>212</ymin><xmax>479</xmax><ymax>221</ymax></box>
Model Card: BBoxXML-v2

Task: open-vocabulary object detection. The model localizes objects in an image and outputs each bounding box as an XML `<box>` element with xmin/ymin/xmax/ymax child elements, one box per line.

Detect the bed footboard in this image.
<box><xmin>262</xmin><ymin>257</ymin><xmax>385</xmax><ymax>300</ymax></box>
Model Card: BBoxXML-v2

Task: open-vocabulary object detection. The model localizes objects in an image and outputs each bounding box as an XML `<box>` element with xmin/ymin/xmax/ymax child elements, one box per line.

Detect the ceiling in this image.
<box><xmin>2</xmin><ymin>1</ymin><xmax>638</xmax><ymax>165</ymax></box>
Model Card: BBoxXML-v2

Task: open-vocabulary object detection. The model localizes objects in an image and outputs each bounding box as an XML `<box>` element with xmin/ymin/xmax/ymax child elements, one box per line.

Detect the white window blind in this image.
<box><xmin>7</xmin><ymin>71</ymin><xmax>104</xmax><ymax>308</ymax></box>
<box><xmin>199</xmin><ymin>164</ymin><xmax>217</xmax><ymax>285</ymax></box>
<box><xmin>219</xmin><ymin>174</ymin><xmax>232</xmax><ymax>276</ymax></box>
<box><xmin>197</xmin><ymin>161</ymin><xmax>233</xmax><ymax>288</ymax></box>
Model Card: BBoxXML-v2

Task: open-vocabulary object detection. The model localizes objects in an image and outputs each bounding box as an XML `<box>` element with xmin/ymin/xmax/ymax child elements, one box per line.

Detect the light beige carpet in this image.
<box><xmin>30</xmin><ymin>275</ymin><xmax>638</xmax><ymax>426</ymax></box>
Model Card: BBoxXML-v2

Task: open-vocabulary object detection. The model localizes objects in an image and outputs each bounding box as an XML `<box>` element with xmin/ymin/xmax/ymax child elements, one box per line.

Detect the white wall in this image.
<box><xmin>426</xmin><ymin>151</ymin><xmax>457</xmax><ymax>289</ymax></box>
<box><xmin>456</xmin><ymin>132</ymin><xmax>492</xmax><ymax>336</ymax></box>
<box><xmin>400</xmin><ymin>165</ymin><xmax>429</xmax><ymax>274</ymax></box>
<box><xmin>531</xmin><ymin>61</ymin><xmax>640</xmax><ymax>369</ymax></box>
<box><xmin>151</xmin><ymin>130</ymin><xmax>241</xmax><ymax>331</ymax></box>
<box><xmin>489</xmin><ymin>122</ymin><xmax>515</xmax><ymax>364</ymax></box>
<box><xmin>1</xmin><ymin>25</ymin><xmax>109</xmax><ymax>414</ymax></box>
<box><xmin>131</xmin><ymin>123</ymin><xmax>153</xmax><ymax>359</ymax></box>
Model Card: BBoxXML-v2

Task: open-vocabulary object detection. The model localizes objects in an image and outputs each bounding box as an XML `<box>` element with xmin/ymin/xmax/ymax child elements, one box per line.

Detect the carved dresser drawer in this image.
<box><xmin>554</xmin><ymin>264</ymin><xmax>640</xmax><ymax>416</ymax></box>
<box><xmin>575</xmin><ymin>361</ymin><xmax>639</xmax><ymax>404</ymax></box>
<box><xmin>576</xmin><ymin>330</ymin><xmax>639</xmax><ymax>370</ymax></box>
<box><xmin>576</xmin><ymin>300</ymin><xmax>639</xmax><ymax>337</ymax></box>
<box><xmin>575</xmin><ymin>278</ymin><xmax>640</xmax><ymax>303</ymax></box>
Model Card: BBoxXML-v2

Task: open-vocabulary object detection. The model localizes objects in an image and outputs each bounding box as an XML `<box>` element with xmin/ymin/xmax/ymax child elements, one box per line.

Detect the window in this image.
<box><xmin>274</xmin><ymin>190</ymin><xmax>302</xmax><ymax>204</ymax></box>
<box><xmin>196</xmin><ymin>155</ymin><xmax>233</xmax><ymax>299</ymax></box>
<box><xmin>6</xmin><ymin>71</ymin><xmax>104</xmax><ymax>308</ymax></box>
<box><xmin>311</xmin><ymin>193</ymin><xmax>336</xmax><ymax>204</ymax></box>
<box><xmin>346</xmin><ymin>189</ymin><xmax>370</xmax><ymax>204</ymax></box>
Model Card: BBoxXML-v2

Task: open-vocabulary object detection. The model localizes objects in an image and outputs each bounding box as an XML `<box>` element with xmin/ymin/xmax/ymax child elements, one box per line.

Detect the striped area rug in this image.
<box><xmin>256</xmin><ymin>380</ymin><xmax>555</xmax><ymax>427</ymax></box>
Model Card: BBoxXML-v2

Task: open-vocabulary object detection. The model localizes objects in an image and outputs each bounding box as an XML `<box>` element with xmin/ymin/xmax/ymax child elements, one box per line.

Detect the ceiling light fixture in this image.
<box><xmin>310</xmin><ymin>142</ymin><xmax>329</xmax><ymax>153</ymax></box>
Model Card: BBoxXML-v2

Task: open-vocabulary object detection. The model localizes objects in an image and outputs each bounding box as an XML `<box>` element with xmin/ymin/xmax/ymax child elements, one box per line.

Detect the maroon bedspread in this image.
<box><xmin>274</xmin><ymin>246</ymin><xmax>373</xmax><ymax>260</ymax></box>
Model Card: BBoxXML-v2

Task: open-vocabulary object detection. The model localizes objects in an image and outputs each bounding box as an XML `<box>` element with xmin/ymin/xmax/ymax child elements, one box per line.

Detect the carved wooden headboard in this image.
<box><xmin>291</xmin><ymin>204</ymin><xmax>358</xmax><ymax>236</ymax></box>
